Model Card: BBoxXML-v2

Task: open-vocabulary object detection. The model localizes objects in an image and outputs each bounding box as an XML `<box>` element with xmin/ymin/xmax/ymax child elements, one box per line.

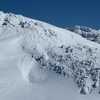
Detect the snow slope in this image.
<box><xmin>0</xmin><ymin>11</ymin><xmax>100</xmax><ymax>100</ymax></box>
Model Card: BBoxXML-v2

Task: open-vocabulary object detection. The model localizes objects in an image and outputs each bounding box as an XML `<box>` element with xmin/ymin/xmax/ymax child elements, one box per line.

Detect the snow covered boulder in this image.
<box><xmin>79</xmin><ymin>76</ymin><xmax>93</xmax><ymax>95</ymax></box>
<box><xmin>80</xmin><ymin>84</ymin><xmax>92</xmax><ymax>95</ymax></box>
<box><xmin>18</xmin><ymin>55</ymin><xmax>49</xmax><ymax>83</ymax></box>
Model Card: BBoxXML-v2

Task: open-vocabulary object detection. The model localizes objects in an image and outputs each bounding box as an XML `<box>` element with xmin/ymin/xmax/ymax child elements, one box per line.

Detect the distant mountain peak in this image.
<box><xmin>67</xmin><ymin>25</ymin><xmax>100</xmax><ymax>44</ymax></box>
<box><xmin>67</xmin><ymin>25</ymin><xmax>95</xmax><ymax>33</ymax></box>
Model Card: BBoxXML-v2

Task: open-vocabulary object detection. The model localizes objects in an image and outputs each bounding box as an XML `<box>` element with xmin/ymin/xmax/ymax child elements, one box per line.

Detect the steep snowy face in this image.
<box><xmin>0</xmin><ymin>11</ymin><xmax>63</xmax><ymax>60</ymax></box>
<box><xmin>67</xmin><ymin>25</ymin><xmax>100</xmax><ymax>44</ymax></box>
<box><xmin>0</xmin><ymin>11</ymin><xmax>63</xmax><ymax>83</ymax></box>
<box><xmin>0</xmin><ymin>12</ymin><xmax>100</xmax><ymax>95</ymax></box>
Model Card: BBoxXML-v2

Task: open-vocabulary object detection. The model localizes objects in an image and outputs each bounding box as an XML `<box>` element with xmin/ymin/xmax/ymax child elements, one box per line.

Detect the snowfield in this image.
<box><xmin>0</xmin><ymin>11</ymin><xmax>100</xmax><ymax>100</ymax></box>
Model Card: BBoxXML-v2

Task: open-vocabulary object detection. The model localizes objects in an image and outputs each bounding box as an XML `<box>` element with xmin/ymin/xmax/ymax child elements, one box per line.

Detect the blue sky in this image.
<box><xmin>0</xmin><ymin>0</ymin><xmax>100</xmax><ymax>29</ymax></box>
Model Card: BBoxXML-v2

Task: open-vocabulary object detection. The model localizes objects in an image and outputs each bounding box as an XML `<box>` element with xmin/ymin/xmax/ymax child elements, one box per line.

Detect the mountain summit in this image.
<box><xmin>0</xmin><ymin>12</ymin><xmax>100</xmax><ymax>100</ymax></box>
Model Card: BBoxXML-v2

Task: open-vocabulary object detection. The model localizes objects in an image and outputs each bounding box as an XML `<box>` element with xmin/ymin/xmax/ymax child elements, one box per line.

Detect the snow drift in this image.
<box><xmin>18</xmin><ymin>54</ymin><xmax>50</xmax><ymax>83</ymax></box>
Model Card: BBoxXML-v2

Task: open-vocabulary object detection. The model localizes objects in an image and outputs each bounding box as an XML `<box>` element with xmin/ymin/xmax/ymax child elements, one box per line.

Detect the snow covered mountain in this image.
<box><xmin>0</xmin><ymin>11</ymin><xmax>100</xmax><ymax>100</ymax></box>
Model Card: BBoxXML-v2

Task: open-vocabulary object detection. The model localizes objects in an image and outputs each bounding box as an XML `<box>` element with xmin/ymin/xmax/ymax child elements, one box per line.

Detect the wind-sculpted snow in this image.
<box><xmin>18</xmin><ymin>54</ymin><xmax>50</xmax><ymax>83</ymax></box>
<box><xmin>23</xmin><ymin>42</ymin><xmax>100</xmax><ymax>94</ymax></box>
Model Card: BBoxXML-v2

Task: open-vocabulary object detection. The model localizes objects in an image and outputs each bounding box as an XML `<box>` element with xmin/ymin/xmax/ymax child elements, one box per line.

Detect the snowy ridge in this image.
<box><xmin>67</xmin><ymin>25</ymin><xmax>100</xmax><ymax>44</ymax></box>
<box><xmin>0</xmin><ymin>11</ymin><xmax>100</xmax><ymax>100</ymax></box>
